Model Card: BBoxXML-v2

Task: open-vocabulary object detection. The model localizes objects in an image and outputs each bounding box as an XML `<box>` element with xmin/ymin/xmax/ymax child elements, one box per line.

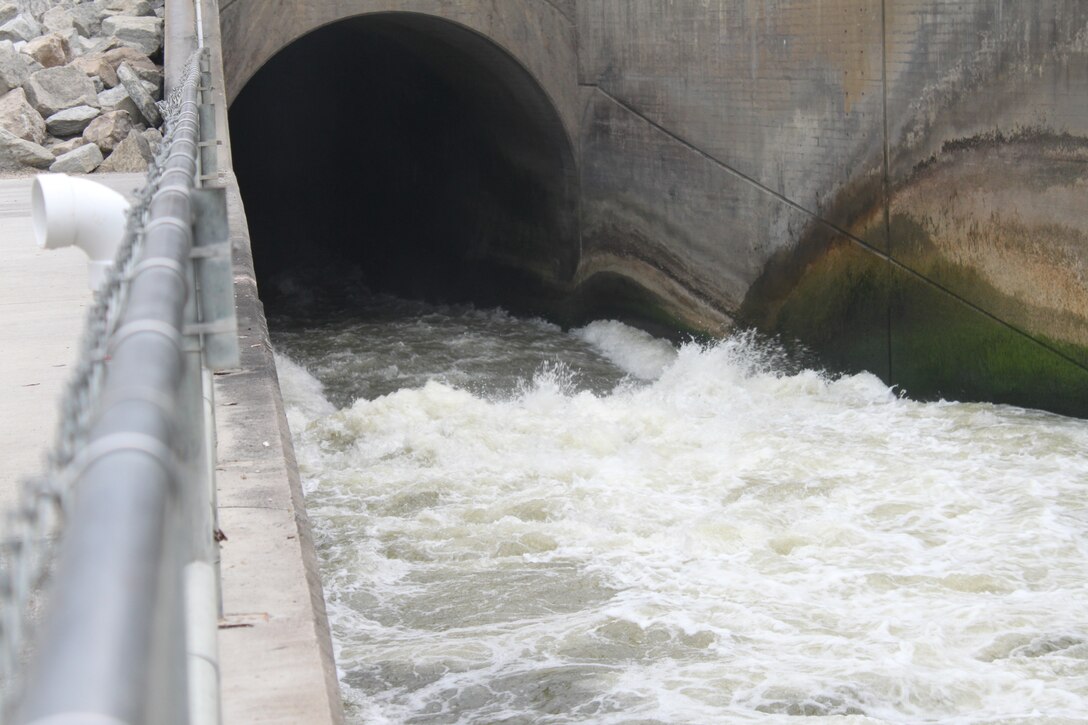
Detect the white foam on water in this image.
<box><xmin>274</xmin><ymin>352</ymin><xmax>337</xmax><ymax>445</ymax></box>
<box><xmin>276</xmin><ymin>324</ymin><xmax>1088</xmax><ymax>724</ymax></box>
<box><xmin>573</xmin><ymin>320</ymin><xmax>678</xmax><ymax>380</ymax></box>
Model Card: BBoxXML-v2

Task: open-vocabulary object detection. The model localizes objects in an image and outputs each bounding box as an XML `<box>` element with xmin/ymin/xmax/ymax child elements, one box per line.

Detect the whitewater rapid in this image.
<box><xmin>272</xmin><ymin>300</ymin><xmax>1088</xmax><ymax>724</ymax></box>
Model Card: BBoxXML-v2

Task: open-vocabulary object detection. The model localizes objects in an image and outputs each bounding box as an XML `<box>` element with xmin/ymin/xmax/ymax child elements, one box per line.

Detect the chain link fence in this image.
<box><xmin>0</xmin><ymin>48</ymin><xmax>207</xmax><ymax>720</ymax></box>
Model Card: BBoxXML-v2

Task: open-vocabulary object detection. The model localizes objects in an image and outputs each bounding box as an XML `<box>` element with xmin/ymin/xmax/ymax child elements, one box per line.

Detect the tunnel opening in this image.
<box><xmin>229</xmin><ymin>12</ymin><xmax>579</xmax><ymax>317</ymax></box>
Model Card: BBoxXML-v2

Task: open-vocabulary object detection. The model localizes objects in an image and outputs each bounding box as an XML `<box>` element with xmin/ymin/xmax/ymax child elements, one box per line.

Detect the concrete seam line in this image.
<box><xmin>880</xmin><ymin>0</ymin><xmax>893</xmax><ymax>381</ymax></box>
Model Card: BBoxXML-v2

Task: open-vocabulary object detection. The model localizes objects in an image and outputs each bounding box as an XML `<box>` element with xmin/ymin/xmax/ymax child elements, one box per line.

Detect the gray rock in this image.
<box><xmin>45</xmin><ymin>104</ymin><xmax>100</xmax><ymax>136</ymax></box>
<box><xmin>0</xmin><ymin>39</ymin><xmax>27</xmax><ymax>95</ymax></box>
<box><xmin>20</xmin><ymin>54</ymin><xmax>42</xmax><ymax>76</ymax></box>
<box><xmin>60</xmin><ymin>28</ymin><xmax>83</xmax><ymax>58</ymax></box>
<box><xmin>48</xmin><ymin>135</ymin><xmax>88</xmax><ymax>157</ymax></box>
<box><xmin>23</xmin><ymin>65</ymin><xmax>99</xmax><ymax>117</ymax></box>
<box><xmin>100</xmin><ymin>16</ymin><xmax>162</xmax><ymax>56</ymax></box>
<box><xmin>140</xmin><ymin>125</ymin><xmax>160</xmax><ymax>154</ymax></box>
<box><xmin>82</xmin><ymin>36</ymin><xmax>121</xmax><ymax>56</ymax></box>
<box><xmin>115</xmin><ymin>61</ymin><xmax>157</xmax><ymax>125</ymax></box>
<box><xmin>69</xmin><ymin>5</ymin><xmax>103</xmax><ymax>37</ymax></box>
<box><xmin>98</xmin><ymin>0</ymin><xmax>153</xmax><ymax>17</ymax></box>
<box><xmin>140</xmin><ymin>65</ymin><xmax>162</xmax><ymax>87</ymax></box>
<box><xmin>0</xmin><ymin>14</ymin><xmax>41</xmax><ymax>43</ymax></box>
<box><xmin>49</xmin><ymin>140</ymin><xmax>103</xmax><ymax>173</ymax></box>
<box><xmin>0</xmin><ymin>4</ymin><xmax>18</xmax><ymax>26</ymax></box>
<box><xmin>71</xmin><ymin>52</ymin><xmax>119</xmax><ymax>87</ymax></box>
<box><xmin>21</xmin><ymin>32</ymin><xmax>71</xmax><ymax>68</ymax></box>
<box><xmin>18</xmin><ymin>0</ymin><xmax>52</xmax><ymax>21</ymax></box>
<box><xmin>140</xmin><ymin>78</ymin><xmax>159</xmax><ymax>101</ymax></box>
<box><xmin>0</xmin><ymin>126</ymin><xmax>52</xmax><ymax>170</ymax></box>
<box><xmin>73</xmin><ymin>36</ymin><xmax>98</xmax><ymax>56</ymax></box>
<box><xmin>97</xmin><ymin>83</ymin><xmax>139</xmax><ymax>118</ymax></box>
<box><xmin>41</xmin><ymin>7</ymin><xmax>74</xmax><ymax>34</ymax></box>
<box><xmin>81</xmin><ymin>108</ymin><xmax>130</xmax><ymax>153</ymax></box>
<box><xmin>0</xmin><ymin>86</ymin><xmax>45</xmax><ymax>143</ymax></box>
<box><xmin>98</xmin><ymin>127</ymin><xmax>150</xmax><ymax>172</ymax></box>
<box><xmin>101</xmin><ymin>46</ymin><xmax>157</xmax><ymax>83</ymax></box>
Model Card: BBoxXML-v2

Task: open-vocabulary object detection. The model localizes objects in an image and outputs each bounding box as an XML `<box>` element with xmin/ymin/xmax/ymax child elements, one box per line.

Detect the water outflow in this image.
<box><xmin>272</xmin><ymin>296</ymin><xmax>1088</xmax><ymax>724</ymax></box>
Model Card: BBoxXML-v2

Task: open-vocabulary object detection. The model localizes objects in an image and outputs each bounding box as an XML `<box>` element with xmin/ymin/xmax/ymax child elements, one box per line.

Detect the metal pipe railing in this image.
<box><xmin>13</xmin><ymin>47</ymin><xmax>212</xmax><ymax>725</ymax></box>
<box><xmin>0</xmin><ymin>1</ymin><xmax>237</xmax><ymax>719</ymax></box>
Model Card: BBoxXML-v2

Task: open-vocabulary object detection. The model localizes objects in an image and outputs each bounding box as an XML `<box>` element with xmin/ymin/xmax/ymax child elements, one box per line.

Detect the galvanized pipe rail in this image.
<box><xmin>14</xmin><ymin>49</ymin><xmax>208</xmax><ymax>724</ymax></box>
<box><xmin>0</xmin><ymin>1</ymin><xmax>237</xmax><ymax>715</ymax></box>
<box><xmin>0</xmin><ymin>2</ymin><xmax>239</xmax><ymax>721</ymax></box>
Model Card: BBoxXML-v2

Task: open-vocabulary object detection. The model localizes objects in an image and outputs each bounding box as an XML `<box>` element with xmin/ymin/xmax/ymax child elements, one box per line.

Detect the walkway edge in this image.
<box><xmin>213</xmin><ymin>175</ymin><xmax>344</xmax><ymax>724</ymax></box>
<box><xmin>200</xmin><ymin>0</ymin><xmax>345</xmax><ymax>720</ymax></box>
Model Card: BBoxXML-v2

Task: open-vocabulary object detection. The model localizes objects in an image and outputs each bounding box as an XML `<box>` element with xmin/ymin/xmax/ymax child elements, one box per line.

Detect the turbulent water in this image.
<box><xmin>271</xmin><ymin>295</ymin><xmax>1088</xmax><ymax>724</ymax></box>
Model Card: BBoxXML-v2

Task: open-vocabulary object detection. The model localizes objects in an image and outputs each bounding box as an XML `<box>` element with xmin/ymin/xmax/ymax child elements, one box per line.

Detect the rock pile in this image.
<box><xmin>0</xmin><ymin>0</ymin><xmax>165</xmax><ymax>174</ymax></box>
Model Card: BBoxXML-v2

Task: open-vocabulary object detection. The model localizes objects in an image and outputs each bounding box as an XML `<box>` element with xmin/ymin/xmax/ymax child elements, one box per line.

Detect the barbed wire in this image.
<box><xmin>0</xmin><ymin>49</ymin><xmax>205</xmax><ymax>714</ymax></box>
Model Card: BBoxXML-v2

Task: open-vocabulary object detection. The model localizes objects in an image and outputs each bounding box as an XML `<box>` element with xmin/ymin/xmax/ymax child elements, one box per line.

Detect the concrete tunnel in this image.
<box><xmin>229</xmin><ymin>12</ymin><xmax>580</xmax><ymax>314</ymax></box>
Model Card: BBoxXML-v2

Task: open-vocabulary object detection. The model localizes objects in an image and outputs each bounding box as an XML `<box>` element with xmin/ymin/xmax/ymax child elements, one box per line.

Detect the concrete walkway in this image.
<box><xmin>0</xmin><ymin>173</ymin><xmax>144</xmax><ymax>511</ymax></box>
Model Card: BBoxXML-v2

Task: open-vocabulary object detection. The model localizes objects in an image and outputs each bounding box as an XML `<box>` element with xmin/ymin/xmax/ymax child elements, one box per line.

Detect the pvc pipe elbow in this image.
<box><xmin>32</xmin><ymin>173</ymin><xmax>132</xmax><ymax>291</ymax></box>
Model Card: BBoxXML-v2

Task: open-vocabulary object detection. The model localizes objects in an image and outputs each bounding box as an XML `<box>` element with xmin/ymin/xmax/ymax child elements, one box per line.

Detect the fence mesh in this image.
<box><xmin>0</xmin><ymin>49</ymin><xmax>206</xmax><ymax>713</ymax></box>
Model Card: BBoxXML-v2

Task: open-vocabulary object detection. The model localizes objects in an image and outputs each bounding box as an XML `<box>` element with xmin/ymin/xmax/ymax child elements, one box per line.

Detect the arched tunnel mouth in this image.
<box><xmin>229</xmin><ymin>12</ymin><xmax>580</xmax><ymax>317</ymax></box>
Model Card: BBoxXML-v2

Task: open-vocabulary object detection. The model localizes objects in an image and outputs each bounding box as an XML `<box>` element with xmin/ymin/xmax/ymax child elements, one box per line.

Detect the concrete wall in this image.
<box><xmin>578</xmin><ymin>0</ymin><xmax>1088</xmax><ymax>415</ymax></box>
<box><xmin>577</xmin><ymin>1</ymin><xmax>886</xmax><ymax>330</ymax></box>
<box><xmin>221</xmin><ymin>0</ymin><xmax>1088</xmax><ymax>415</ymax></box>
<box><xmin>219</xmin><ymin>0</ymin><xmax>580</xmax><ymax>145</ymax></box>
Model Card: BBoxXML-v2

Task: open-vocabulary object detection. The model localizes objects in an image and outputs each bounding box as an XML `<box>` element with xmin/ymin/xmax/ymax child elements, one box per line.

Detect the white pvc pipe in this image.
<box><xmin>31</xmin><ymin>174</ymin><xmax>131</xmax><ymax>291</ymax></box>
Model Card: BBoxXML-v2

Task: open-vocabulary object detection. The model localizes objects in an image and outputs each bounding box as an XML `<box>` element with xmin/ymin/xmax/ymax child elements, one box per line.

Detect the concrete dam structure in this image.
<box><xmin>222</xmin><ymin>0</ymin><xmax>1088</xmax><ymax>417</ymax></box>
<box><xmin>5</xmin><ymin>2</ymin><xmax>1087</xmax><ymax>722</ymax></box>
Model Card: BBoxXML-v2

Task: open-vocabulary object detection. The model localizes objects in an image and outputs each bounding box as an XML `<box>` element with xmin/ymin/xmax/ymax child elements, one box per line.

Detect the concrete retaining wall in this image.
<box><xmin>219</xmin><ymin>0</ymin><xmax>580</xmax><ymax>145</ymax></box>
<box><xmin>221</xmin><ymin>0</ymin><xmax>1088</xmax><ymax>415</ymax></box>
<box><xmin>211</xmin><ymin>0</ymin><xmax>1088</xmax><ymax>717</ymax></box>
<box><xmin>578</xmin><ymin>0</ymin><xmax>1088</xmax><ymax>415</ymax></box>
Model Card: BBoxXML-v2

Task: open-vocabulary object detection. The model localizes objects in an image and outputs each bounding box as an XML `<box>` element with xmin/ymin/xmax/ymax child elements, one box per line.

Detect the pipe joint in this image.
<box><xmin>32</xmin><ymin>174</ymin><xmax>132</xmax><ymax>291</ymax></box>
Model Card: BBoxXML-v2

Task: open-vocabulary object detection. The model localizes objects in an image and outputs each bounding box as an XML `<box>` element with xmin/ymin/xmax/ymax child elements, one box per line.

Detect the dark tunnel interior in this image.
<box><xmin>229</xmin><ymin>13</ymin><xmax>580</xmax><ymax>316</ymax></box>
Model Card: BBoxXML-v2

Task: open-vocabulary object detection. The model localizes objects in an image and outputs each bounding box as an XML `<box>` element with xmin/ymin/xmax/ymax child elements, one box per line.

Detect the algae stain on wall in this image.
<box><xmin>891</xmin><ymin>130</ymin><xmax>1088</xmax><ymax>362</ymax></box>
<box><xmin>885</xmin><ymin>127</ymin><xmax>1088</xmax><ymax>416</ymax></box>
<box><xmin>738</xmin><ymin>125</ymin><xmax>1088</xmax><ymax>418</ymax></box>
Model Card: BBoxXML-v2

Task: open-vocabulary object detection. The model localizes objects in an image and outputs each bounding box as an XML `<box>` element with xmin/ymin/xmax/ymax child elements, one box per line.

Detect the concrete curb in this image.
<box><xmin>213</xmin><ymin>175</ymin><xmax>344</xmax><ymax>724</ymax></box>
<box><xmin>199</xmin><ymin>0</ymin><xmax>345</xmax><ymax>720</ymax></box>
